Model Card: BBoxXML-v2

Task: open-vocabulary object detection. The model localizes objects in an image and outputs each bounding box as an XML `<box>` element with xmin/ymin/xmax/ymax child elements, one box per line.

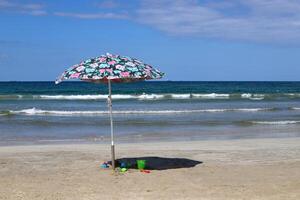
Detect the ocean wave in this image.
<box><xmin>241</xmin><ymin>93</ymin><xmax>252</xmax><ymax>98</ymax></box>
<box><xmin>39</xmin><ymin>93</ymin><xmax>231</xmax><ymax>100</ymax></box>
<box><xmin>251</xmin><ymin>120</ymin><xmax>300</xmax><ymax>125</ymax></box>
<box><xmin>138</xmin><ymin>94</ymin><xmax>165</xmax><ymax>99</ymax></box>
<box><xmin>241</xmin><ymin>93</ymin><xmax>265</xmax><ymax>100</ymax></box>
<box><xmin>249</xmin><ymin>97</ymin><xmax>264</xmax><ymax>100</ymax></box>
<box><xmin>39</xmin><ymin>94</ymin><xmax>133</xmax><ymax>100</ymax></box>
<box><xmin>2</xmin><ymin>107</ymin><xmax>274</xmax><ymax>116</ymax></box>
<box><xmin>286</xmin><ymin>93</ymin><xmax>300</xmax><ymax>97</ymax></box>
<box><xmin>290</xmin><ymin>107</ymin><xmax>300</xmax><ymax>110</ymax></box>
<box><xmin>2</xmin><ymin>93</ymin><xmax>300</xmax><ymax>101</ymax></box>
<box><xmin>192</xmin><ymin>93</ymin><xmax>230</xmax><ymax>99</ymax></box>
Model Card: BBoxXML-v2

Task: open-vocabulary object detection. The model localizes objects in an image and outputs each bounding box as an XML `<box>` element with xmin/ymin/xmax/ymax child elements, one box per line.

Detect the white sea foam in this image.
<box><xmin>8</xmin><ymin>93</ymin><xmax>300</xmax><ymax>101</ymax></box>
<box><xmin>234</xmin><ymin>108</ymin><xmax>269</xmax><ymax>112</ymax></box>
<box><xmin>241</xmin><ymin>93</ymin><xmax>252</xmax><ymax>98</ymax></box>
<box><xmin>11</xmin><ymin>108</ymin><xmax>108</xmax><ymax>115</ymax></box>
<box><xmin>112</xmin><ymin>94</ymin><xmax>137</xmax><ymax>99</ymax></box>
<box><xmin>290</xmin><ymin>107</ymin><xmax>300</xmax><ymax>110</ymax></box>
<box><xmin>7</xmin><ymin>107</ymin><xmax>273</xmax><ymax>116</ymax></box>
<box><xmin>37</xmin><ymin>93</ymin><xmax>232</xmax><ymax>100</ymax></box>
<box><xmin>40</xmin><ymin>95</ymin><xmax>108</xmax><ymax>100</ymax></box>
<box><xmin>249</xmin><ymin>94</ymin><xmax>265</xmax><ymax>100</ymax></box>
<box><xmin>171</xmin><ymin>94</ymin><xmax>191</xmax><ymax>99</ymax></box>
<box><xmin>138</xmin><ymin>94</ymin><xmax>165</xmax><ymax>100</ymax></box>
<box><xmin>249</xmin><ymin>97</ymin><xmax>264</xmax><ymax>100</ymax></box>
<box><xmin>254</xmin><ymin>94</ymin><xmax>265</xmax><ymax>97</ymax></box>
<box><xmin>286</xmin><ymin>93</ymin><xmax>300</xmax><ymax>96</ymax></box>
<box><xmin>252</xmin><ymin>120</ymin><xmax>300</xmax><ymax>125</ymax></box>
<box><xmin>192</xmin><ymin>93</ymin><xmax>230</xmax><ymax>99</ymax></box>
<box><xmin>194</xmin><ymin>108</ymin><xmax>269</xmax><ymax>112</ymax></box>
<box><xmin>3</xmin><ymin>93</ymin><xmax>300</xmax><ymax>101</ymax></box>
<box><xmin>240</xmin><ymin>93</ymin><xmax>266</xmax><ymax>100</ymax></box>
<box><xmin>249</xmin><ymin>94</ymin><xmax>264</xmax><ymax>100</ymax></box>
<box><xmin>40</xmin><ymin>94</ymin><xmax>167</xmax><ymax>100</ymax></box>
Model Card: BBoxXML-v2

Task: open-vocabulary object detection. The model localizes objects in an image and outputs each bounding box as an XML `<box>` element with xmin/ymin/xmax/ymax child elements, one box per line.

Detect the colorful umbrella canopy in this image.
<box><xmin>56</xmin><ymin>53</ymin><xmax>164</xmax><ymax>170</ymax></box>
<box><xmin>55</xmin><ymin>53</ymin><xmax>164</xmax><ymax>84</ymax></box>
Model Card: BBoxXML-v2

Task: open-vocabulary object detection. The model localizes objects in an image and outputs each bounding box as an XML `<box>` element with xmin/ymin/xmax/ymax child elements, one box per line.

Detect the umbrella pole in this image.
<box><xmin>108</xmin><ymin>79</ymin><xmax>115</xmax><ymax>170</ymax></box>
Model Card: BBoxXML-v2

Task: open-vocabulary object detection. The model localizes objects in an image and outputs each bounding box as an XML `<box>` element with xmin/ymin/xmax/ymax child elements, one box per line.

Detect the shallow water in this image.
<box><xmin>1</xmin><ymin>81</ymin><xmax>300</xmax><ymax>144</ymax></box>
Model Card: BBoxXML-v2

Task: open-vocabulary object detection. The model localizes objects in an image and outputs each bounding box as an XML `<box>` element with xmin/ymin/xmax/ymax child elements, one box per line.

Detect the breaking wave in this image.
<box><xmin>1</xmin><ymin>93</ymin><xmax>300</xmax><ymax>101</ymax></box>
<box><xmin>38</xmin><ymin>93</ymin><xmax>231</xmax><ymax>100</ymax></box>
<box><xmin>1</xmin><ymin>107</ymin><xmax>274</xmax><ymax>116</ymax></box>
<box><xmin>251</xmin><ymin>120</ymin><xmax>300</xmax><ymax>125</ymax></box>
<box><xmin>290</xmin><ymin>107</ymin><xmax>300</xmax><ymax>110</ymax></box>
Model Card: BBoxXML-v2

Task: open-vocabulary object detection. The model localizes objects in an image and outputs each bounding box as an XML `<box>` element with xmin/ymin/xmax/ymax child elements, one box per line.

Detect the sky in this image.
<box><xmin>0</xmin><ymin>0</ymin><xmax>300</xmax><ymax>81</ymax></box>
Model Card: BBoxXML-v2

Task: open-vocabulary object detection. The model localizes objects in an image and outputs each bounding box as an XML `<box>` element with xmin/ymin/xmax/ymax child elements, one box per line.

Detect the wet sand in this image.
<box><xmin>0</xmin><ymin>137</ymin><xmax>300</xmax><ymax>200</ymax></box>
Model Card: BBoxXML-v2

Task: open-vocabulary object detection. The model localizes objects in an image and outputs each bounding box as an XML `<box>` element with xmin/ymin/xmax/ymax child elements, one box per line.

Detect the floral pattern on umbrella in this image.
<box><xmin>56</xmin><ymin>53</ymin><xmax>164</xmax><ymax>84</ymax></box>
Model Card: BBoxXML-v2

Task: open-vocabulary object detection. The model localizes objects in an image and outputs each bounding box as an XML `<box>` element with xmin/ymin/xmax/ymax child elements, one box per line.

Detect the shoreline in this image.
<box><xmin>1</xmin><ymin>135</ymin><xmax>300</xmax><ymax>148</ymax></box>
<box><xmin>1</xmin><ymin>133</ymin><xmax>300</xmax><ymax>147</ymax></box>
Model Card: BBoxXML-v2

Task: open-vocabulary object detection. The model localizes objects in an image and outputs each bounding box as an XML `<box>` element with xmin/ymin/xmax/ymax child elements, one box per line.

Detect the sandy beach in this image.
<box><xmin>0</xmin><ymin>137</ymin><xmax>299</xmax><ymax>200</ymax></box>
<box><xmin>2</xmin><ymin>0</ymin><xmax>300</xmax><ymax>198</ymax></box>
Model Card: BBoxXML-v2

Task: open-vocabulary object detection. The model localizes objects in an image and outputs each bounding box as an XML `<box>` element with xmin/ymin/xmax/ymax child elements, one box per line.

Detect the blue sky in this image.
<box><xmin>0</xmin><ymin>0</ymin><xmax>300</xmax><ymax>81</ymax></box>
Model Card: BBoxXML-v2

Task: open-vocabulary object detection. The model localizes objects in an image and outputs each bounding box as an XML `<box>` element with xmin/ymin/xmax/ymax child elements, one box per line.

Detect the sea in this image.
<box><xmin>1</xmin><ymin>81</ymin><xmax>300</xmax><ymax>145</ymax></box>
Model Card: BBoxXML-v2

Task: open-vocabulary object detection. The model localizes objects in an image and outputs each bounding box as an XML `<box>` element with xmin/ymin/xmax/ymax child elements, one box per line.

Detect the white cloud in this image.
<box><xmin>96</xmin><ymin>0</ymin><xmax>120</xmax><ymax>9</ymax></box>
<box><xmin>134</xmin><ymin>0</ymin><xmax>300</xmax><ymax>43</ymax></box>
<box><xmin>3</xmin><ymin>0</ymin><xmax>299</xmax><ymax>44</ymax></box>
<box><xmin>53</xmin><ymin>0</ymin><xmax>300</xmax><ymax>43</ymax></box>
<box><xmin>28</xmin><ymin>10</ymin><xmax>47</xmax><ymax>16</ymax></box>
<box><xmin>0</xmin><ymin>0</ymin><xmax>13</xmax><ymax>7</ymax></box>
<box><xmin>23</xmin><ymin>3</ymin><xmax>44</xmax><ymax>10</ymax></box>
<box><xmin>54</xmin><ymin>12</ymin><xmax>129</xmax><ymax>19</ymax></box>
<box><xmin>0</xmin><ymin>0</ymin><xmax>47</xmax><ymax>16</ymax></box>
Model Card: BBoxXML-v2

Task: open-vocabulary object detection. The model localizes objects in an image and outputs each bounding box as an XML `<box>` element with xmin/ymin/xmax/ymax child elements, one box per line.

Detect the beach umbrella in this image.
<box><xmin>55</xmin><ymin>53</ymin><xmax>164</xmax><ymax>170</ymax></box>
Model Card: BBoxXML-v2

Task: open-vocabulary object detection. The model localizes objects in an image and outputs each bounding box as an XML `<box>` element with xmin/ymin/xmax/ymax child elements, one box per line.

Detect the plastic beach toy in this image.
<box><xmin>137</xmin><ymin>160</ymin><xmax>146</xmax><ymax>170</ymax></box>
<box><xmin>120</xmin><ymin>162</ymin><xmax>127</xmax><ymax>168</ymax></box>
<box><xmin>101</xmin><ymin>162</ymin><xmax>109</xmax><ymax>168</ymax></box>
<box><xmin>140</xmin><ymin>169</ymin><xmax>150</xmax><ymax>173</ymax></box>
<box><xmin>120</xmin><ymin>168</ymin><xmax>127</xmax><ymax>173</ymax></box>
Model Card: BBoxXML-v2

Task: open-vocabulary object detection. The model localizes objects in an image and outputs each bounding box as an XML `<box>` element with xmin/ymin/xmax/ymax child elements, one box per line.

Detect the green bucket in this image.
<box><xmin>137</xmin><ymin>160</ymin><xmax>146</xmax><ymax>170</ymax></box>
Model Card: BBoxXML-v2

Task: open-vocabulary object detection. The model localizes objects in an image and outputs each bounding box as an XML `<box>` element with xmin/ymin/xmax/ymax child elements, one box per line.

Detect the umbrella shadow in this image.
<box><xmin>112</xmin><ymin>157</ymin><xmax>202</xmax><ymax>170</ymax></box>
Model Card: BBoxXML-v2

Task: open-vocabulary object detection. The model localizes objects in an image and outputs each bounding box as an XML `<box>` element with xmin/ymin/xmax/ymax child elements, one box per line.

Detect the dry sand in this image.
<box><xmin>0</xmin><ymin>137</ymin><xmax>300</xmax><ymax>200</ymax></box>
